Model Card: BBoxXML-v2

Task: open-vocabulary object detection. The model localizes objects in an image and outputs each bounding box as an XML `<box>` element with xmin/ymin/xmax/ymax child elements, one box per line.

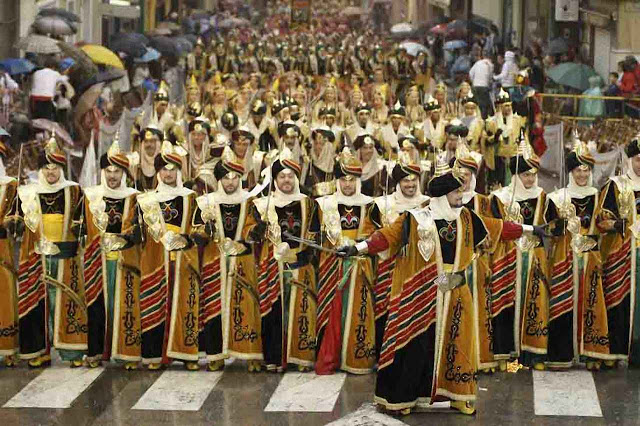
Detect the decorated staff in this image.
<box><xmin>9</xmin><ymin>136</ymin><xmax>87</xmax><ymax>368</ymax></box>
<box><xmin>315</xmin><ymin>149</ymin><xmax>376</xmax><ymax>375</ymax></box>
<box><xmin>0</xmin><ymin>137</ymin><xmax>19</xmax><ymax>367</ymax></box>
<box><xmin>83</xmin><ymin>139</ymin><xmax>141</xmax><ymax>369</ymax></box>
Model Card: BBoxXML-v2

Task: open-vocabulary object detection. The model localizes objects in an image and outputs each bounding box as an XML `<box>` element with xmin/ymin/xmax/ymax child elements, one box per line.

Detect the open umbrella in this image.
<box><xmin>391</xmin><ymin>22</ymin><xmax>415</xmax><ymax>34</ymax></box>
<box><xmin>37</xmin><ymin>7</ymin><xmax>81</xmax><ymax>23</ymax></box>
<box><xmin>0</xmin><ymin>59</ymin><xmax>36</xmax><ymax>76</ymax></box>
<box><xmin>340</xmin><ymin>6</ymin><xmax>366</xmax><ymax>16</ymax></box>
<box><xmin>134</xmin><ymin>47</ymin><xmax>161</xmax><ymax>63</ymax></box>
<box><xmin>158</xmin><ymin>21</ymin><xmax>181</xmax><ymax>31</ymax></box>
<box><xmin>548</xmin><ymin>37</ymin><xmax>569</xmax><ymax>56</ymax></box>
<box><xmin>149</xmin><ymin>36</ymin><xmax>178</xmax><ymax>57</ymax></box>
<box><xmin>546</xmin><ymin>63</ymin><xmax>598</xmax><ymax>91</ymax></box>
<box><xmin>109</xmin><ymin>33</ymin><xmax>148</xmax><ymax>58</ymax></box>
<box><xmin>31</xmin><ymin>119</ymin><xmax>75</xmax><ymax>148</ymax></box>
<box><xmin>15</xmin><ymin>34</ymin><xmax>61</xmax><ymax>54</ymax></box>
<box><xmin>33</xmin><ymin>16</ymin><xmax>76</xmax><ymax>36</ymax></box>
<box><xmin>443</xmin><ymin>40</ymin><xmax>467</xmax><ymax>50</ymax></box>
<box><xmin>430</xmin><ymin>23</ymin><xmax>448</xmax><ymax>34</ymax></box>
<box><xmin>399</xmin><ymin>41</ymin><xmax>429</xmax><ymax>57</ymax></box>
<box><xmin>80</xmin><ymin>45</ymin><xmax>124</xmax><ymax>70</ymax></box>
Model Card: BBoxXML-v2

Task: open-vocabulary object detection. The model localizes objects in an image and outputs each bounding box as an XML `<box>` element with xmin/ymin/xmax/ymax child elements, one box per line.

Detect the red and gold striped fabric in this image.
<box><xmin>17</xmin><ymin>252</ymin><xmax>44</xmax><ymax>317</ymax></box>
<box><xmin>258</xmin><ymin>247</ymin><xmax>280</xmax><ymax>316</ymax></box>
<box><xmin>316</xmin><ymin>254</ymin><xmax>342</xmax><ymax>332</ymax></box>
<box><xmin>374</xmin><ymin>256</ymin><xmax>395</xmax><ymax>320</ymax></box>
<box><xmin>549</xmin><ymin>250</ymin><xmax>573</xmax><ymax>321</ymax></box>
<box><xmin>378</xmin><ymin>262</ymin><xmax>438</xmax><ymax>369</ymax></box>
<box><xmin>140</xmin><ymin>265</ymin><xmax>168</xmax><ymax>332</ymax></box>
<box><xmin>603</xmin><ymin>237</ymin><xmax>632</xmax><ymax>309</ymax></box>
<box><xmin>83</xmin><ymin>236</ymin><xmax>103</xmax><ymax>307</ymax></box>
<box><xmin>490</xmin><ymin>247</ymin><xmax>517</xmax><ymax>316</ymax></box>
<box><xmin>199</xmin><ymin>259</ymin><xmax>222</xmax><ymax>326</ymax></box>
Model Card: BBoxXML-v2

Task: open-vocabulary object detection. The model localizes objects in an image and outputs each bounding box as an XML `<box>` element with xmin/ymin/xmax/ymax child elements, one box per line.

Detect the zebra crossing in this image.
<box><xmin>0</xmin><ymin>358</ymin><xmax>623</xmax><ymax>425</ymax></box>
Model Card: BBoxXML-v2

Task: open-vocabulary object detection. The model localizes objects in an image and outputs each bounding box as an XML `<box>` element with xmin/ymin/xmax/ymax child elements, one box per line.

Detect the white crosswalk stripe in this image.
<box><xmin>3</xmin><ymin>366</ymin><xmax>104</xmax><ymax>409</ymax></box>
<box><xmin>264</xmin><ymin>372</ymin><xmax>347</xmax><ymax>412</ymax></box>
<box><xmin>132</xmin><ymin>370</ymin><xmax>224</xmax><ymax>411</ymax></box>
<box><xmin>326</xmin><ymin>403</ymin><xmax>407</xmax><ymax>425</ymax></box>
<box><xmin>533</xmin><ymin>370</ymin><xmax>602</xmax><ymax>417</ymax></box>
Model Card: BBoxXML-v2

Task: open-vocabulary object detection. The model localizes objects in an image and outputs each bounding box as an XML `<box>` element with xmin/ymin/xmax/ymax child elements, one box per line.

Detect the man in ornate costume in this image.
<box><xmin>339</xmin><ymin>155</ymin><xmax>489</xmax><ymax>415</ymax></box>
<box><xmin>422</xmin><ymin>96</ymin><xmax>446</xmax><ymax>149</ymax></box>
<box><xmin>136</xmin><ymin>125</ymin><xmax>163</xmax><ymax>192</ymax></box>
<box><xmin>83</xmin><ymin>140</ymin><xmax>141</xmax><ymax>369</ymax></box>
<box><xmin>187</xmin><ymin>38</ymin><xmax>209</xmax><ymax>82</ymax></box>
<box><xmin>11</xmin><ymin>137</ymin><xmax>86</xmax><ymax>368</ymax></box>
<box><xmin>596</xmin><ymin>137</ymin><xmax>640</xmax><ymax>367</ymax></box>
<box><xmin>302</xmin><ymin>126</ymin><xmax>337</xmax><ymax>198</ymax></box>
<box><xmin>366</xmin><ymin>156</ymin><xmax>430</xmax><ymax>358</ymax></box>
<box><xmin>245</xmin><ymin>148</ymin><xmax>320</xmax><ymax>372</ymax></box>
<box><xmin>379</xmin><ymin>102</ymin><xmax>410</xmax><ymax>155</ymax></box>
<box><xmin>134</xmin><ymin>141</ymin><xmax>201</xmax><ymax>370</ymax></box>
<box><xmin>490</xmin><ymin>140</ymin><xmax>549</xmax><ymax>370</ymax></box>
<box><xmin>231</xmin><ymin>126</ymin><xmax>267</xmax><ymax>191</ymax></box>
<box><xmin>185</xmin><ymin>115</ymin><xmax>212</xmax><ymax>183</ymax></box>
<box><xmin>485</xmin><ymin>89</ymin><xmax>527</xmax><ymax>189</ymax></box>
<box><xmin>0</xmin><ymin>139</ymin><xmax>19</xmax><ymax>367</ymax></box>
<box><xmin>353</xmin><ymin>133</ymin><xmax>390</xmax><ymax>197</ymax></box>
<box><xmin>345</xmin><ymin>103</ymin><xmax>374</xmax><ymax>145</ymax></box>
<box><xmin>194</xmin><ymin>150</ymin><xmax>261</xmax><ymax>372</ymax></box>
<box><xmin>546</xmin><ymin>140</ymin><xmax>609</xmax><ymax>369</ymax></box>
<box><xmin>315</xmin><ymin>149</ymin><xmax>376</xmax><ymax>374</ymax></box>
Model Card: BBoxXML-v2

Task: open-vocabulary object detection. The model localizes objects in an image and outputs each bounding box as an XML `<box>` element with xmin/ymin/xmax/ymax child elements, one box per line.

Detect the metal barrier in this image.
<box><xmin>536</xmin><ymin>92</ymin><xmax>640</xmax><ymax>122</ymax></box>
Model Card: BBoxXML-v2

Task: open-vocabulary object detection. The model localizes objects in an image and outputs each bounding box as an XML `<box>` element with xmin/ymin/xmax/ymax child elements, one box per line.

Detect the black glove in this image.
<box><xmin>613</xmin><ymin>219</ymin><xmax>627</xmax><ymax>234</ymax></box>
<box><xmin>336</xmin><ymin>245</ymin><xmax>358</xmax><ymax>258</ymax></box>
<box><xmin>191</xmin><ymin>233</ymin><xmax>209</xmax><ymax>247</ymax></box>
<box><xmin>552</xmin><ymin>219</ymin><xmax>567</xmax><ymax>237</ymax></box>
<box><xmin>580</xmin><ymin>216</ymin><xmax>591</xmax><ymax>229</ymax></box>
<box><xmin>70</xmin><ymin>221</ymin><xmax>84</xmax><ymax>239</ymax></box>
<box><xmin>493</xmin><ymin>129</ymin><xmax>503</xmax><ymax>144</ymax></box>
<box><xmin>5</xmin><ymin>219</ymin><xmax>24</xmax><ymax>238</ymax></box>
<box><xmin>532</xmin><ymin>225</ymin><xmax>546</xmax><ymax>241</ymax></box>
<box><xmin>180</xmin><ymin>234</ymin><xmax>194</xmax><ymax>250</ymax></box>
<box><xmin>249</xmin><ymin>220</ymin><xmax>268</xmax><ymax>242</ymax></box>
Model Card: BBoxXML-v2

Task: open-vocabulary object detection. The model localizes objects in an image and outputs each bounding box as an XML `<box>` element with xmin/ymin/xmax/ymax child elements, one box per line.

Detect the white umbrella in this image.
<box><xmin>391</xmin><ymin>22</ymin><xmax>414</xmax><ymax>34</ymax></box>
<box><xmin>400</xmin><ymin>41</ymin><xmax>429</xmax><ymax>57</ymax></box>
<box><xmin>33</xmin><ymin>16</ymin><xmax>76</xmax><ymax>36</ymax></box>
<box><xmin>15</xmin><ymin>34</ymin><xmax>62</xmax><ymax>54</ymax></box>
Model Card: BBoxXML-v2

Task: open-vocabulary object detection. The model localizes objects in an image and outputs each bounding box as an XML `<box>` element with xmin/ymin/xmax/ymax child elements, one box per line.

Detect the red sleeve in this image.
<box><xmin>620</xmin><ymin>73</ymin><xmax>637</xmax><ymax>94</ymax></box>
<box><xmin>366</xmin><ymin>231</ymin><xmax>390</xmax><ymax>255</ymax></box>
<box><xmin>501</xmin><ymin>221</ymin><xmax>523</xmax><ymax>241</ymax></box>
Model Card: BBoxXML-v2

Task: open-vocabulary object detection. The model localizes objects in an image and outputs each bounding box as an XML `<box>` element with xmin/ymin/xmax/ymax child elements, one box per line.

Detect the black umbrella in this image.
<box><xmin>149</xmin><ymin>36</ymin><xmax>178</xmax><ymax>57</ymax></box>
<box><xmin>172</xmin><ymin>36</ymin><xmax>194</xmax><ymax>56</ymax></box>
<box><xmin>548</xmin><ymin>37</ymin><xmax>569</xmax><ymax>56</ymax></box>
<box><xmin>109</xmin><ymin>33</ymin><xmax>148</xmax><ymax>58</ymax></box>
<box><xmin>37</xmin><ymin>7</ymin><xmax>81</xmax><ymax>23</ymax></box>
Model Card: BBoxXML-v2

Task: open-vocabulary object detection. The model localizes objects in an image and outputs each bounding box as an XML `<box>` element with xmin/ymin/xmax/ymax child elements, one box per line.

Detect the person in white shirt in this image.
<box><xmin>494</xmin><ymin>50</ymin><xmax>519</xmax><ymax>90</ymax></box>
<box><xmin>30</xmin><ymin>57</ymin><xmax>67</xmax><ymax>121</ymax></box>
<box><xmin>468</xmin><ymin>50</ymin><xmax>494</xmax><ymax>118</ymax></box>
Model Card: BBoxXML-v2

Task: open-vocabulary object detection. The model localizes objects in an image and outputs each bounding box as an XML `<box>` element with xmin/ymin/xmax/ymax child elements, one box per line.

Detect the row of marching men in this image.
<box><xmin>1</xmin><ymin>125</ymin><xmax>639</xmax><ymax>415</ymax></box>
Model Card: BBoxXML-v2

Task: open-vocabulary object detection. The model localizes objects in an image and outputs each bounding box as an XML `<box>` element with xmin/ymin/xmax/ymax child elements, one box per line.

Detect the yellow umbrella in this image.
<box><xmin>80</xmin><ymin>44</ymin><xmax>124</xmax><ymax>70</ymax></box>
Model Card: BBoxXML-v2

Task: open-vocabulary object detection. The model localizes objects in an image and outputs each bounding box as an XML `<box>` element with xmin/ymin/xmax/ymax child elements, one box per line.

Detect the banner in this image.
<box><xmin>291</xmin><ymin>0</ymin><xmax>312</xmax><ymax>28</ymax></box>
